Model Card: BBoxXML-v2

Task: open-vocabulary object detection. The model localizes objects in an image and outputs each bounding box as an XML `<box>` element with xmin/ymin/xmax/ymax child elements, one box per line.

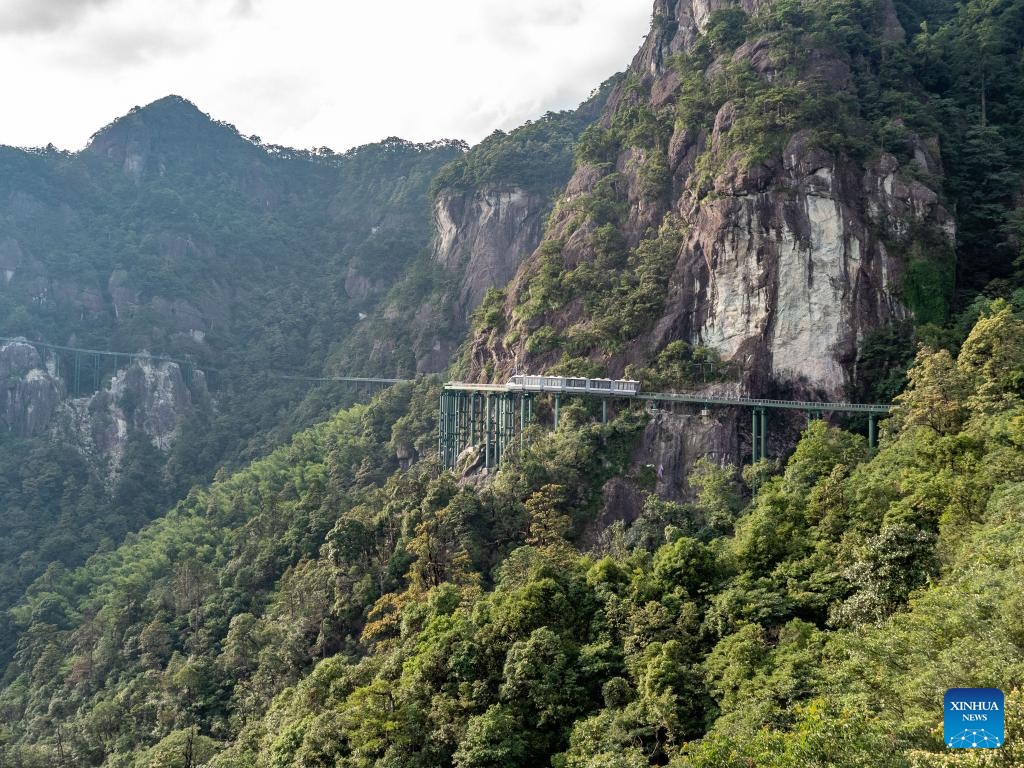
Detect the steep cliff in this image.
<box><xmin>338</xmin><ymin>99</ymin><xmax>610</xmax><ymax>375</ymax></box>
<box><xmin>467</xmin><ymin>0</ymin><xmax>957</xmax><ymax>402</ymax></box>
<box><xmin>0</xmin><ymin>341</ymin><xmax>63</xmax><ymax>437</ymax></box>
<box><xmin>432</xmin><ymin>186</ymin><xmax>549</xmax><ymax>322</ymax></box>
<box><xmin>0</xmin><ymin>98</ymin><xmax>464</xmax><ymax>464</ymax></box>
<box><xmin>53</xmin><ymin>356</ymin><xmax>207</xmax><ymax>474</ymax></box>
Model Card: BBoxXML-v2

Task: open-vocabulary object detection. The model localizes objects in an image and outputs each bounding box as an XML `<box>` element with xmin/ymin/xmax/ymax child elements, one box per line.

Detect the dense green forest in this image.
<box><xmin>1</xmin><ymin>299</ymin><xmax>1021</xmax><ymax>767</ymax></box>
<box><xmin>0</xmin><ymin>83</ymin><xmax>609</xmax><ymax>681</ymax></box>
<box><xmin>2</xmin><ymin>0</ymin><xmax>1024</xmax><ymax>764</ymax></box>
<box><xmin>0</xmin><ymin>98</ymin><xmax>468</xmax><ymax>626</ymax></box>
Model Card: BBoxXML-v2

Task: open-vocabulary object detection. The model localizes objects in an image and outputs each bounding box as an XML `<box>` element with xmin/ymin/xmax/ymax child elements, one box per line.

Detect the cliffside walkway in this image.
<box><xmin>0</xmin><ymin>336</ymin><xmax>894</xmax><ymax>470</ymax></box>
<box><xmin>439</xmin><ymin>379</ymin><xmax>893</xmax><ymax>470</ymax></box>
<box><xmin>0</xmin><ymin>336</ymin><xmax>407</xmax><ymax>396</ymax></box>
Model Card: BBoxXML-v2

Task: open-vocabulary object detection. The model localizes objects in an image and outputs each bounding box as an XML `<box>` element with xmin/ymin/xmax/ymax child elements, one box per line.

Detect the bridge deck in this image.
<box><xmin>443</xmin><ymin>381</ymin><xmax>892</xmax><ymax>414</ymax></box>
<box><xmin>1</xmin><ymin>336</ymin><xmax>892</xmax><ymax>414</ymax></box>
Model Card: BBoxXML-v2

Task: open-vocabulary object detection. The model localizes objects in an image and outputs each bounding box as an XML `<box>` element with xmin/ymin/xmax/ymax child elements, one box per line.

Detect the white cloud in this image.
<box><xmin>0</xmin><ymin>0</ymin><xmax>651</xmax><ymax>151</ymax></box>
<box><xmin>0</xmin><ymin>0</ymin><xmax>118</xmax><ymax>34</ymax></box>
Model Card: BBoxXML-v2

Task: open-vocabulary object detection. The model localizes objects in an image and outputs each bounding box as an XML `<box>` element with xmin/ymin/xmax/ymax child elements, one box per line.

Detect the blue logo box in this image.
<box><xmin>945</xmin><ymin>688</ymin><xmax>1004</xmax><ymax>749</ymax></box>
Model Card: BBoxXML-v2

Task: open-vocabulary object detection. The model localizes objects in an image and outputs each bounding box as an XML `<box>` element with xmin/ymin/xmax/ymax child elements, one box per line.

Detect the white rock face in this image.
<box><xmin>767</xmin><ymin>193</ymin><xmax>850</xmax><ymax>391</ymax></box>
<box><xmin>107</xmin><ymin>358</ymin><xmax>194</xmax><ymax>450</ymax></box>
<box><xmin>41</xmin><ymin>354</ymin><xmax>207</xmax><ymax>477</ymax></box>
<box><xmin>699</xmin><ymin>199</ymin><xmax>770</xmax><ymax>358</ymax></box>
<box><xmin>678</xmin><ymin>132</ymin><xmax>949</xmax><ymax>398</ymax></box>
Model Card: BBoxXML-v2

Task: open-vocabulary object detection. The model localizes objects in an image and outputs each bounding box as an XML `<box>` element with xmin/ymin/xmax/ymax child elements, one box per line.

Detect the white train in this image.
<box><xmin>506</xmin><ymin>375</ymin><xmax>640</xmax><ymax>396</ymax></box>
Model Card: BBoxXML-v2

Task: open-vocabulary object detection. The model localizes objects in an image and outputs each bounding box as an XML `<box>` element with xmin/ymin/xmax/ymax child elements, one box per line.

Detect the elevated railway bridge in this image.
<box><xmin>0</xmin><ymin>336</ymin><xmax>407</xmax><ymax>395</ymax></box>
<box><xmin>438</xmin><ymin>375</ymin><xmax>892</xmax><ymax>470</ymax></box>
<box><xmin>0</xmin><ymin>337</ymin><xmax>892</xmax><ymax>471</ymax></box>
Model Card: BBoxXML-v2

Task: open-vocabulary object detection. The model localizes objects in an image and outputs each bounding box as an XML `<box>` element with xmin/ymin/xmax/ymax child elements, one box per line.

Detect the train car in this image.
<box><xmin>564</xmin><ymin>378</ymin><xmax>589</xmax><ymax>392</ymax></box>
<box><xmin>506</xmin><ymin>375</ymin><xmax>640</xmax><ymax>396</ymax></box>
<box><xmin>507</xmin><ymin>375</ymin><xmax>542</xmax><ymax>390</ymax></box>
<box><xmin>612</xmin><ymin>379</ymin><xmax>641</xmax><ymax>395</ymax></box>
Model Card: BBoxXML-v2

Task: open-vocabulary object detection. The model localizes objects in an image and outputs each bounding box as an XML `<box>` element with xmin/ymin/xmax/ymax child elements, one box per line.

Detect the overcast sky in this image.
<box><xmin>0</xmin><ymin>0</ymin><xmax>651</xmax><ymax>152</ymax></box>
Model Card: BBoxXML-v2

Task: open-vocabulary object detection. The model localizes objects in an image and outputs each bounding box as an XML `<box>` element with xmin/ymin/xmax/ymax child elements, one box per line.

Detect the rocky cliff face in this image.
<box><xmin>0</xmin><ymin>339</ymin><xmax>205</xmax><ymax>474</ymax></box>
<box><xmin>432</xmin><ymin>185</ymin><xmax>549</xmax><ymax>323</ymax></box>
<box><xmin>0</xmin><ymin>341</ymin><xmax>64</xmax><ymax>437</ymax></box>
<box><xmin>662</xmin><ymin>130</ymin><xmax>949</xmax><ymax>397</ymax></box>
<box><xmin>53</xmin><ymin>357</ymin><xmax>206</xmax><ymax>473</ymax></box>
<box><xmin>468</xmin><ymin>0</ymin><xmax>952</xmax><ymax>402</ymax></box>
<box><xmin>347</xmin><ymin>185</ymin><xmax>551</xmax><ymax>376</ymax></box>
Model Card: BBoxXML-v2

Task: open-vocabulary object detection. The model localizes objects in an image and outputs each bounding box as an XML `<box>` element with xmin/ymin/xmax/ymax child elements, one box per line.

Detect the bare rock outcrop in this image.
<box><xmin>432</xmin><ymin>185</ymin><xmax>550</xmax><ymax>322</ymax></box>
<box><xmin>0</xmin><ymin>337</ymin><xmax>206</xmax><ymax>475</ymax></box>
<box><xmin>54</xmin><ymin>357</ymin><xmax>205</xmax><ymax>473</ymax></box>
<box><xmin>0</xmin><ymin>341</ymin><xmax>64</xmax><ymax>437</ymax></box>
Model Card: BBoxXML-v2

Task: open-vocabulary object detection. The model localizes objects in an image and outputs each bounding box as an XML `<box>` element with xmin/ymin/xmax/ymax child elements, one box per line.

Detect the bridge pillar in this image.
<box><xmin>438</xmin><ymin>391</ymin><xmax>448</xmax><ymax>469</ymax></box>
<box><xmin>509</xmin><ymin>394</ymin><xmax>516</xmax><ymax>448</ymax></box>
<box><xmin>476</xmin><ymin>393</ymin><xmax>484</xmax><ymax>446</ymax></box>
<box><xmin>751</xmin><ymin>409</ymin><xmax>760</xmax><ymax>462</ymax></box>
<box><xmin>602</xmin><ymin>399</ymin><xmax>607</xmax><ymax>424</ymax></box>
<box><xmin>520</xmin><ymin>393</ymin><xmax>525</xmax><ymax>451</ymax></box>
<box><xmin>868</xmin><ymin>413</ymin><xmax>877</xmax><ymax>450</ymax></box>
<box><xmin>496</xmin><ymin>394</ymin><xmax>505</xmax><ymax>466</ymax></box>
<box><xmin>751</xmin><ymin>407</ymin><xmax>767</xmax><ymax>462</ymax></box>
<box><xmin>484</xmin><ymin>395</ymin><xmax>492</xmax><ymax>469</ymax></box>
<box><xmin>760</xmin><ymin>408</ymin><xmax>767</xmax><ymax>461</ymax></box>
<box><xmin>554</xmin><ymin>395</ymin><xmax>560</xmax><ymax>429</ymax></box>
<box><xmin>459</xmin><ymin>391</ymin><xmax>469</xmax><ymax>457</ymax></box>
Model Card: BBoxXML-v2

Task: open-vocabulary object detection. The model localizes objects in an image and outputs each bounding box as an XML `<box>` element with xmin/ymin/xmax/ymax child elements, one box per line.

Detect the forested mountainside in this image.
<box><xmin>467</xmin><ymin>0</ymin><xmax>1024</xmax><ymax>404</ymax></box>
<box><xmin>0</xmin><ymin>95</ymin><xmax>600</xmax><ymax>628</ymax></box>
<box><xmin>0</xmin><ymin>98</ymin><xmax>460</xmax><ymax>625</ymax></box>
<box><xmin>2</xmin><ymin>0</ymin><xmax>1024</xmax><ymax>765</ymax></box>
<box><xmin>339</xmin><ymin>84</ymin><xmax>614</xmax><ymax>371</ymax></box>
<box><xmin>3</xmin><ymin>299</ymin><xmax>1022</xmax><ymax>767</ymax></box>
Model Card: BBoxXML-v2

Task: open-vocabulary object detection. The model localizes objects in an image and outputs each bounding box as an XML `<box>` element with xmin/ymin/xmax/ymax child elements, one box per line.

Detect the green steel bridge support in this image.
<box><xmin>439</xmin><ymin>388</ymin><xmax>536</xmax><ymax>470</ymax></box>
<box><xmin>439</xmin><ymin>381</ymin><xmax>890</xmax><ymax>471</ymax></box>
<box><xmin>751</xmin><ymin>408</ymin><xmax>767</xmax><ymax>462</ymax></box>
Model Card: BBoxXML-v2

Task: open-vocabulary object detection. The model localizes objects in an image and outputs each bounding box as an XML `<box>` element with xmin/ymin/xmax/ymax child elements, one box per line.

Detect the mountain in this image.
<box><xmin>466</xmin><ymin>0</ymin><xmax>1022</xmax><ymax>403</ymax></box>
<box><xmin>336</xmin><ymin>86</ymin><xmax>614</xmax><ymax>375</ymax></box>
<box><xmin>0</xmin><ymin>97</ymin><xmax>467</xmax><ymax>622</ymax></box>
<box><xmin>0</xmin><ymin>89</ymin><xmax>607</xmax><ymax>645</ymax></box>
<box><xmin>2</xmin><ymin>0</ymin><xmax>1024</xmax><ymax>766</ymax></box>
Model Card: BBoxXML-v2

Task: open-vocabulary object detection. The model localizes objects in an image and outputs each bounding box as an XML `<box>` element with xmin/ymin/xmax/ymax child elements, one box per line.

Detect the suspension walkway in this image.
<box><xmin>439</xmin><ymin>378</ymin><xmax>892</xmax><ymax>470</ymax></box>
